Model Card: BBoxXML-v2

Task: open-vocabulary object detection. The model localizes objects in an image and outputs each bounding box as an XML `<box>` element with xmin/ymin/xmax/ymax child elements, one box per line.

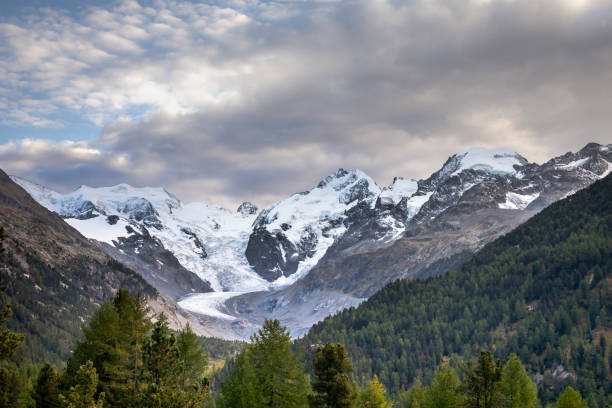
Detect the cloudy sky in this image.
<box><xmin>1</xmin><ymin>0</ymin><xmax>611</xmax><ymax>208</ymax></box>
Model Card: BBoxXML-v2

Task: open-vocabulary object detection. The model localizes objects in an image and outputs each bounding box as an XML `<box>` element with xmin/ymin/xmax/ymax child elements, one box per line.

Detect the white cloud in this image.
<box><xmin>1</xmin><ymin>0</ymin><xmax>612</xmax><ymax>206</ymax></box>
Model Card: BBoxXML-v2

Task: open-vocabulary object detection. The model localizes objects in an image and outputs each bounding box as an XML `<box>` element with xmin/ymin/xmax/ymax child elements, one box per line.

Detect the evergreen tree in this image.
<box><xmin>176</xmin><ymin>323</ymin><xmax>208</xmax><ymax>390</ymax></box>
<box><xmin>141</xmin><ymin>314</ymin><xmax>182</xmax><ymax>407</ymax></box>
<box><xmin>62</xmin><ymin>290</ymin><xmax>151</xmax><ymax>407</ymax></box>
<box><xmin>220</xmin><ymin>319</ymin><xmax>309</xmax><ymax>408</ymax></box>
<box><xmin>426</xmin><ymin>364</ymin><xmax>463</xmax><ymax>408</ymax></box>
<box><xmin>309</xmin><ymin>343</ymin><xmax>354</xmax><ymax>408</ymax></box>
<box><xmin>554</xmin><ymin>386</ymin><xmax>588</xmax><ymax>408</ymax></box>
<box><xmin>219</xmin><ymin>350</ymin><xmax>262</xmax><ymax>408</ymax></box>
<box><xmin>498</xmin><ymin>354</ymin><xmax>538</xmax><ymax>408</ymax></box>
<box><xmin>354</xmin><ymin>375</ymin><xmax>392</xmax><ymax>408</ymax></box>
<box><xmin>461</xmin><ymin>351</ymin><xmax>504</xmax><ymax>408</ymax></box>
<box><xmin>0</xmin><ymin>363</ymin><xmax>25</xmax><ymax>408</ymax></box>
<box><xmin>114</xmin><ymin>289</ymin><xmax>151</xmax><ymax>397</ymax></box>
<box><xmin>32</xmin><ymin>363</ymin><xmax>60</xmax><ymax>408</ymax></box>
<box><xmin>248</xmin><ymin>319</ymin><xmax>310</xmax><ymax>408</ymax></box>
<box><xmin>400</xmin><ymin>379</ymin><xmax>427</xmax><ymax>408</ymax></box>
<box><xmin>60</xmin><ymin>361</ymin><xmax>105</xmax><ymax>408</ymax></box>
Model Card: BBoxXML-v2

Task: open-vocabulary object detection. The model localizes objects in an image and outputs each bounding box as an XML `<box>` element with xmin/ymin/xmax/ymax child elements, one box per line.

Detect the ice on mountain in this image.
<box><xmin>498</xmin><ymin>191</ymin><xmax>540</xmax><ymax>210</ymax></box>
<box><xmin>379</xmin><ymin>177</ymin><xmax>418</xmax><ymax>206</ymax></box>
<box><xmin>451</xmin><ymin>147</ymin><xmax>527</xmax><ymax>176</ymax></box>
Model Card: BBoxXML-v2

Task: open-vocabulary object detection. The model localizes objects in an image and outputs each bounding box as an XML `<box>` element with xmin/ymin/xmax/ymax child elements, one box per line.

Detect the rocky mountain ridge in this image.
<box><xmin>11</xmin><ymin>142</ymin><xmax>612</xmax><ymax>338</ymax></box>
<box><xmin>0</xmin><ymin>169</ymin><xmax>236</xmax><ymax>366</ymax></box>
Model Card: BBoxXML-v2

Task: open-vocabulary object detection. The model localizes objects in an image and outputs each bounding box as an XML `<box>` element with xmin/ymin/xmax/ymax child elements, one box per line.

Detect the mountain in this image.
<box><xmin>11</xmin><ymin>142</ymin><xmax>612</xmax><ymax>338</ymax></box>
<box><xmin>299</xmin><ymin>174</ymin><xmax>612</xmax><ymax>406</ymax></box>
<box><xmin>220</xmin><ymin>143</ymin><xmax>612</xmax><ymax>336</ymax></box>
<box><xmin>0</xmin><ymin>169</ymin><xmax>229</xmax><ymax>365</ymax></box>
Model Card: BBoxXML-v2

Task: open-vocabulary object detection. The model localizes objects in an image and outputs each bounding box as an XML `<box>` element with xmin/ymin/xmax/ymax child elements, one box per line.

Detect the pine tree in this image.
<box><xmin>426</xmin><ymin>364</ymin><xmax>463</xmax><ymax>408</ymax></box>
<box><xmin>248</xmin><ymin>319</ymin><xmax>310</xmax><ymax>408</ymax></box>
<box><xmin>220</xmin><ymin>319</ymin><xmax>309</xmax><ymax>408</ymax></box>
<box><xmin>498</xmin><ymin>354</ymin><xmax>538</xmax><ymax>408</ymax></box>
<box><xmin>143</xmin><ymin>314</ymin><xmax>179</xmax><ymax>389</ymax></box>
<box><xmin>62</xmin><ymin>290</ymin><xmax>151</xmax><ymax>407</ymax></box>
<box><xmin>309</xmin><ymin>343</ymin><xmax>354</xmax><ymax>408</ymax></box>
<box><xmin>32</xmin><ymin>363</ymin><xmax>60</xmax><ymax>408</ymax></box>
<box><xmin>0</xmin><ymin>364</ymin><xmax>25</xmax><ymax>408</ymax></box>
<box><xmin>554</xmin><ymin>386</ymin><xmax>588</xmax><ymax>408</ymax></box>
<box><xmin>219</xmin><ymin>351</ymin><xmax>262</xmax><ymax>408</ymax></box>
<box><xmin>400</xmin><ymin>379</ymin><xmax>427</xmax><ymax>408</ymax></box>
<box><xmin>461</xmin><ymin>351</ymin><xmax>504</xmax><ymax>408</ymax></box>
<box><xmin>114</xmin><ymin>289</ymin><xmax>151</xmax><ymax>398</ymax></box>
<box><xmin>354</xmin><ymin>375</ymin><xmax>392</xmax><ymax>408</ymax></box>
<box><xmin>60</xmin><ymin>361</ymin><xmax>105</xmax><ymax>408</ymax></box>
<box><xmin>176</xmin><ymin>323</ymin><xmax>208</xmax><ymax>390</ymax></box>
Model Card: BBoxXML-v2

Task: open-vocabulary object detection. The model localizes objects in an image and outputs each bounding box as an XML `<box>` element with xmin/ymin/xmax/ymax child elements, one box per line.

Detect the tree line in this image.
<box><xmin>1</xmin><ymin>284</ymin><xmax>594</xmax><ymax>408</ymax></box>
<box><xmin>1</xmin><ymin>287</ymin><xmax>209</xmax><ymax>408</ymax></box>
<box><xmin>216</xmin><ymin>318</ymin><xmax>591</xmax><ymax>408</ymax></box>
<box><xmin>300</xmin><ymin>175</ymin><xmax>612</xmax><ymax>406</ymax></box>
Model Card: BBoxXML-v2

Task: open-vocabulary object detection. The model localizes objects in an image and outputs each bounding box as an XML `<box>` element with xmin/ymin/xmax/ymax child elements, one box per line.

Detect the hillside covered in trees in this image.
<box><xmin>300</xmin><ymin>174</ymin><xmax>612</xmax><ymax>406</ymax></box>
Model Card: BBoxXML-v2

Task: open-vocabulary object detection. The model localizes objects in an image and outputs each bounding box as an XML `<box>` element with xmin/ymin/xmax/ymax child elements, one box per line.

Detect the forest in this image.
<box><xmin>0</xmin><ymin>291</ymin><xmax>594</xmax><ymax>407</ymax></box>
<box><xmin>301</xmin><ymin>173</ymin><xmax>612</xmax><ymax>406</ymax></box>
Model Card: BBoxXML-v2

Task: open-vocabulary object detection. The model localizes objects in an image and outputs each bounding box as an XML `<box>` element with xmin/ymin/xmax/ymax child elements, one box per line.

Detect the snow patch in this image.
<box><xmin>379</xmin><ymin>177</ymin><xmax>418</xmax><ymax>206</ymax></box>
<box><xmin>451</xmin><ymin>147</ymin><xmax>525</xmax><ymax>176</ymax></box>
<box><xmin>556</xmin><ymin>157</ymin><xmax>590</xmax><ymax>171</ymax></box>
<box><xmin>405</xmin><ymin>192</ymin><xmax>433</xmax><ymax>220</ymax></box>
<box><xmin>498</xmin><ymin>192</ymin><xmax>540</xmax><ymax>210</ymax></box>
<box><xmin>65</xmin><ymin>216</ymin><xmax>132</xmax><ymax>245</ymax></box>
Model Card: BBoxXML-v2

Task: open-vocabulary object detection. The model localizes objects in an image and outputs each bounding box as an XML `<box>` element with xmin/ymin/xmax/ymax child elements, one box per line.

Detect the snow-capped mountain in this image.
<box><xmin>246</xmin><ymin>169</ymin><xmax>380</xmax><ymax>283</ymax></box>
<box><xmin>11</xmin><ymin>142</ymin><xmax>612</xmax><ymax>339</ymax></box>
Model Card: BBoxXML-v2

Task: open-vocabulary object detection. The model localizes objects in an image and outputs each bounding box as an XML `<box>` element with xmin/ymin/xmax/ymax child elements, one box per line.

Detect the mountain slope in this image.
<box><xmin>221</xmin><ymin>143</ymin><xmax>611</xmax><ymax>337</ymax></box>
<box><xmin>11</xmin><ymin>143</ymin><xmax>611</xmax><ymax>339</ymax></box>
<box><xmin>299</xmin><ymin>174</ymin><xmax>612</xmax><ymax>406</ymax></box>
<box><xmin>0</xmin><ymin>169</ymin><xmax>226</xmax><ymax>365</ymax></box>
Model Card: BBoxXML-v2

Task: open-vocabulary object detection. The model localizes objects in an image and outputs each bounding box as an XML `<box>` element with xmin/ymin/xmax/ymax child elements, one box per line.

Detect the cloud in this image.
<box><xmin>1</xmin><ymin>0</ymin><xmax>612</xmax><ymax>208</ymax></box>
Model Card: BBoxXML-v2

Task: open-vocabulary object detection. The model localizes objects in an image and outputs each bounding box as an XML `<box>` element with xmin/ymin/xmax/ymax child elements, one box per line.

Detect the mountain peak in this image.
<box><xmin>237</xmin><ymin>201</ymin><xmax>258</xmax><ymax>216</ymax></box>
<box><xmin>317</xmin><ymin>168</ymin><xmax>371</xmax><ymax>189</ymax></box>
<box><xmin>451</xmin><ymin>147</ymin><xmax>528</xmax><ymax>176</ymax></box>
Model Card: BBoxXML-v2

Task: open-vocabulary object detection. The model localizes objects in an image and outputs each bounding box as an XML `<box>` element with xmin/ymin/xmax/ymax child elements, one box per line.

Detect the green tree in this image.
<box><xmin>461</xmin><ymin>351</ymin><xmax>504</xmax><ymax>408</ymax></box>
<box><xmin>309</xmin><ymin>343</ymin><xmax>354</xmax><ymax>408</ymax></box>
<box><xmin>554</xmin><ymin>386</ymin><xmax>587</xmax><ymax>408</ymax></box>
<box><xmin>249</xmin><ymin>319</ymin><xmax>309</xmax><ymax>407</ymax></box>
<box><xmin>114</xmin><ymin>289</ymin><xmax>151</xmax><ymax>397</ymax></box>
<box><xmin>62</xmin><ymin>290</ymin><xmax>151</xmax><ymax>407</ymax></box>
<box><xmin>32</xmin><ymin>363</ymin><xmax>60</xmax><ymax>408</ymax></box>
<box><xmin>498</xmin><ymin>354</ymin><xmax>538</xmax><ymax>408</ymax></box>
<box><xmin>141</xmin><ymin>314</ymin><xmax>182</xmax><ymax>407</ymax></box>
<box><xmin>354</xmin><ymin>375</ymin><xmax>392</xmax><ymax>408</ymax></box>
<box><xmin>220</xmin><ymin>319</ymin><xmax>309</xmax><ymax>408</ymax></box>
<box><xmin>176</xmin><ymin>323</ymin><xmax>208</xmax><ymax>390</ymax></box>
<box><xmin>426</xmin><ymin>364</ymin><xmax>463</xmax><ymax>408</ymax></box>
<box><xmin>0</xmin><ymin>364</ymin><xmax>25</xmax><ymax>408</ymax></box>
<box><xmin>219</xmin><ymin>351</ymin><xmax>262</xmax><ymax>408</ymax></box>
<box><xmin>400</xmin><ymin>379</ymin><xmax>427</xmax><ymax>408</ymax></box>
<box><xmin>60</xmin><ymin>360</ymin><xmax>105</xmax><ymax>408</ymax></box>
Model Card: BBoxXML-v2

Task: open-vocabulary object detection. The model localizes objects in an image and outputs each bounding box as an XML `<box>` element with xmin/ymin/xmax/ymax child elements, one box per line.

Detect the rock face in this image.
<box><xmin>11</xmin><ymin>142</ymin><xmax>612</xmax><ymax>339</ymax></box>
<box><xmin>237</xmin><ymin>201</ymin><xmax>258</xmax><ymax>215</ymax></box>
<box><xmin>245</xmin><ymin>169</ymin><xmax>380</xmax><ymax>283</ymax></box>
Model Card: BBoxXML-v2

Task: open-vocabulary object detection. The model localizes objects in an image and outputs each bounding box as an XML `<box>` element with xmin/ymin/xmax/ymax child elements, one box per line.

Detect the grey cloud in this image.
<box><xmin>1</xmin><ymin>0</ymin><xmax>612</xmax><ymax>208</ymax></box>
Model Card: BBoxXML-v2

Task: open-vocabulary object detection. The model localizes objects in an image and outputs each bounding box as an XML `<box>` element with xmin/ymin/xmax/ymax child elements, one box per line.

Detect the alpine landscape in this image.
<box><xmin>0</xmin><ymin>0</ymin><xmax>610</xmax><ymax>407</ymax></box>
